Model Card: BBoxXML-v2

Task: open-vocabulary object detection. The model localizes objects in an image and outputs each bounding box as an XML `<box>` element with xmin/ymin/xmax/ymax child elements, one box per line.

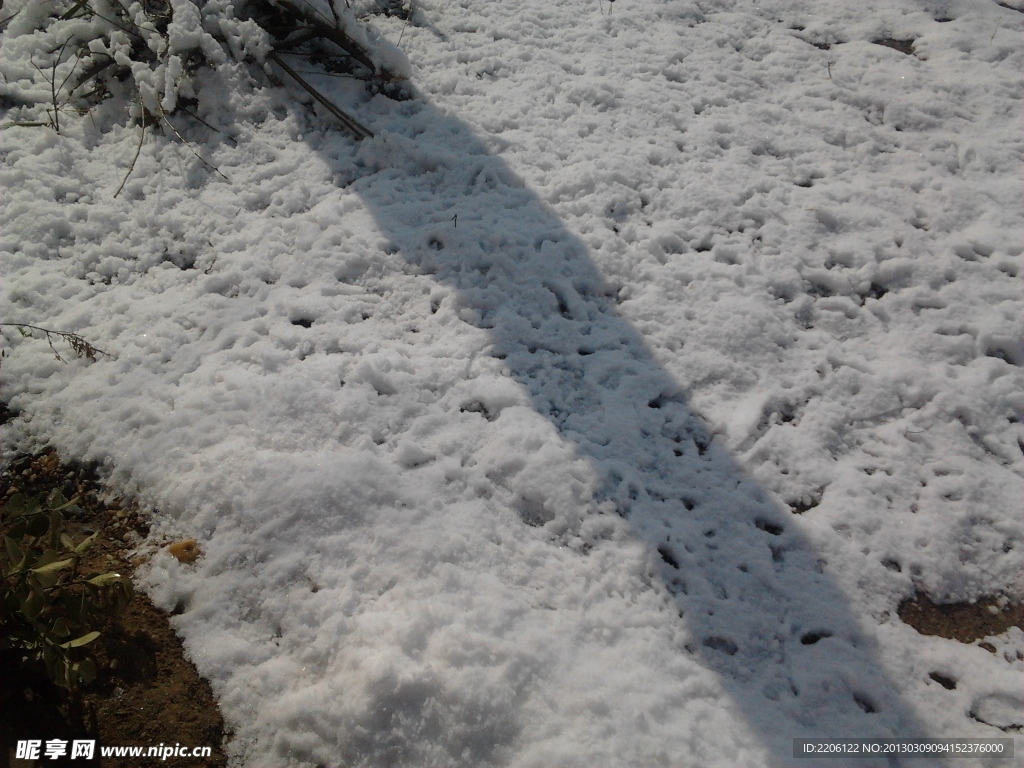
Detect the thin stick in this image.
<box><xmin>58</xmin><ymin>50</ymin><xmax>86</xmax><ymax>94</ymax></box>
<box><xmin>398</xmin><ymin>0</ymin><xmax>414</xmax><ymax>48</ymax></box>
<box><xmin>283</xmin><ymin>68</ymin><xmax>360</xmax><ymax>80</ymax></box>
<box><xmin>31</xmin><ymin>38</ymin><xmax>73</xmax><ymax>134</ymax></box>
<box><xmin>268</xmin><ymin>54</ymin><xmax>362</xmax><ymax>80</ymax></box>
<box><xmin>158</xmin><ymin>108</ymin><xmax>230</xmax><ymax>180</ymax></box>
<box><xmin>274</xmin><ymin>2</ymin><xmax>376</xmax><ymax>73</ymax></box>
<box><xmin>50</xmin><ymin>37</ymin><xmax>75</xmax><ymax>133</ymax></box>
<box><xmin>0</xmin><ymin>324</ymin><xmax>111</xmax><ymax>362</ymax></box>
<box><xmin>276</xmin><ymin>27</ymin><xmax>320</xmax><ymax>50</ymax></box>
<box><xmin>295</xmin><ymin>0</ymin><xmax>335</xmax><ymax>28</ymax></box>
<box><xmin>268</xmin><ymin>50</ymin><xmax>373</xmax><ymax>139</ymax></box>
<box><xmin>177</xmin><ymin>106</ymin><xmax>237</xmax><ymax>145</ymax></box>
<box><xmin>86</xmin><ymin>9</ymin><xmax>141</xmax><ymax>38</ymax></box>
<box><xmin>31</xmin><ymin>62</ymin><xmax>58</xmax><ymax>132</ymax></box>
<box><xmin>72</xmin><ymin>55</ymin><xmax>115</xmax><ymax>92</ymax></box>
<box><xmin>60</xmin><ymin>0</ymin><xmax>91</xmax><ymax>20</ymax></box>
<box><xmin>114</xmin><ymin>118</ymin><xmax>146</xmax><ymax>197</ymax></box>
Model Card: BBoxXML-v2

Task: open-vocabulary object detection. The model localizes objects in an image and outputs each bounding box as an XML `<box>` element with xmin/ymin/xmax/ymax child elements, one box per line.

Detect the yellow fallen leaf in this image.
<box><xmin>167</xmin><ymin>539</ymin><xmax>200</xmax><ymax>563</ymax></box>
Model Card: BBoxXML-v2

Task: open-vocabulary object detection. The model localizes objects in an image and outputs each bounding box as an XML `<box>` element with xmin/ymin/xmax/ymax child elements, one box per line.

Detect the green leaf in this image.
<box><xmin>31</xmin><ymin>569</ymin><xmax>61</xmax><ymax>590</ymax></box>
<box><xmin>61</xmin><ymin>631</ymin><xmax>100</xmax><ymax>648</ymax></box>
<box><xmin>4</xmin><ymin>535</ymin><xmax>22</xmax><ymax>566</ymax></box>
<box><xmin>51</xmin><ymin>617</ymin><xmax>71</xmax><ymax>637</ymax></box>
<box><xmin>86</xmin><ymin>572</ymin><xmax>124</xmax><ymax>587</ymax></box>
<box><xmin>72</xmin><ymin>591</ymin><xmax>87</xmax><ymax>622</ymax></box>
<box><xmin>22</xmin><ymin>590</ymin><xmax>44</xmax><ymax>620</ymax></box>
<box><xmin>31</xmin><ymin>558</ymin><xmax>75</xmax><ymax>574</ymax></box>
<box><xmin>111</xmin><ymin>580</ymin><xmax>134</xmax><ymax>612</ymax></box>
<box><xmin>50</xmin><ymin>494</ymin><xmax>82</xmax><ymax>513</ymax></box>
<box><xmin>60</xmin><ymin>658</ymin><xmax>74</xmax><ymax>690</ymax></box>
<box><xmin>74</xmin><ymin>532</ymin><xmax>98</xmax><ymax>554</ymax></box>
<box><xmin>33</xmin><ymin>549</ymin><xmax>61</xmax><ymax>568</ymax></box>
<box><xmin>60</xmin><ymin>532</ymin><xmax>76</xmax><ymax>551</ymax></box>
<box><xmin>3</xmin><ymin>493</ymin><xmax>31</xmax><ymax>517</ymax></box>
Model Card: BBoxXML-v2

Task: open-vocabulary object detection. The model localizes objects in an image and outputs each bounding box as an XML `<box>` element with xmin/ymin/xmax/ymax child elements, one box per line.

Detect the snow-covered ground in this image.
<box><xmin>2</xmin><ymin>0</ymin><xmax>1023</xmax><ymax>765</ymax></box>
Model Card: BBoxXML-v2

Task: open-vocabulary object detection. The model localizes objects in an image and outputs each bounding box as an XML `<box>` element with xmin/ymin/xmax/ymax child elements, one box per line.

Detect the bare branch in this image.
<box><xmin>0</xmin><ymin>9</ymin><xmax>23</xmax><ymax>29</ymax></box>
<box><xmin>61</xmin><ymin>0</ymin><xmax>92</xmax><ymax>20</ymax></box>
<box><xmin>268</xmin><ymin>50</ymin><xmax>373</xmax><ymax>140</ymax></box>
<box><xmin>158</xmin><ymin>108</ymin><xmax>230</xmax><ymax>180</ymax></box>
<box><xmin>114</xmin><ymin>118</ymin><xmax>147</xmax><ymax>197</ymax></box>
<box><xmin>1</xmin><ymin>324</ymin><xmax>112</xmax><ymax>362</ymax></box>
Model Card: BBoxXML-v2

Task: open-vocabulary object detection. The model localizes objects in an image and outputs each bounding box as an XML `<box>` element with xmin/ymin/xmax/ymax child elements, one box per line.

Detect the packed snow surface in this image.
<box><xmin>2</xmin><ymin>0</ymin><xmax>1024</xmax><ymax>765</ymax></box>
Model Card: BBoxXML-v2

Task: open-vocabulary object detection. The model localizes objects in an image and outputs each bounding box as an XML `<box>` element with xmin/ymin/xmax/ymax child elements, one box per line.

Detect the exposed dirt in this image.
<box><xmin>1</xmin><ymin>448</ymin><xmax>228</xmax><ymax>768</ymax></box>
<box><xmin>872</xmin><ymin>37</ymin><xmax>916</xmax><ymax>56</ymax></box>
<box><xmin>4</xmin><ymin>436</ymin><xmax>1020</xmax><ymax>766</ymax></box>
<box><xmin>898</xmin><ymin>591</ymin><xmax>1024</xmax><ymax>645</ymax></box>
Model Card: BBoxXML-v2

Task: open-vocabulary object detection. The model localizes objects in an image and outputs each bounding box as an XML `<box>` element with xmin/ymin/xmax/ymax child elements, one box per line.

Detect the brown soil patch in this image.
<box><xmin>898</xmin><ymin>590</ymin><xmax>1024</xmax><ymax>644</ymax></box>
<box><xmin>872</xmin><ymin>38</ymin><xmax>916</xmax><ymax>55</ymax></box>
<box><xmin>1</xmin><ymin>449</ymin><xmax>228</xmax><ymax>768</ymax></box>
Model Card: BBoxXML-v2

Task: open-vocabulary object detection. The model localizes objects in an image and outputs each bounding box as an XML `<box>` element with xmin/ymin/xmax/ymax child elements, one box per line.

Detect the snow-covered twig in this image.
<box><xmin>0</xmin><ymin>324</ymin><xmax>111</xmax><ymax>363</ymax></box>
<box><xmin>113</xmin><ymin>118</ymin><xmax>147</xmax><ymax>198</ymax></box>
<box><xmin>268</xmin><ymin>50</ymin><xmax>374</xmax><ymax>139</ymax></box>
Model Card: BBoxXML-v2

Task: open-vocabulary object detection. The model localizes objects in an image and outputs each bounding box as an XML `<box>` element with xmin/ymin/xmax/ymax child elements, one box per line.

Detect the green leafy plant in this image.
<box><xmin>1</xmin><ymin>490</ymin><xmax>133</xmax><ymax>691</ymax></box>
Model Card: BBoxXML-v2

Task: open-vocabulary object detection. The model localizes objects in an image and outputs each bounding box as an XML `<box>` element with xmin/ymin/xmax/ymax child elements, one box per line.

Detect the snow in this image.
<box><xmin>2</xmin><ymin>0</ymin><xmax>1024</xmax><ymax>765</ymax></box>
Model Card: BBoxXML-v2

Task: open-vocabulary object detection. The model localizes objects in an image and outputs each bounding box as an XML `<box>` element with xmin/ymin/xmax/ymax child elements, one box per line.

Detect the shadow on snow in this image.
<box><xmin>310</xmin><ymin>83</ymin><xmax>931</xmax><ymax>766</ymax></box>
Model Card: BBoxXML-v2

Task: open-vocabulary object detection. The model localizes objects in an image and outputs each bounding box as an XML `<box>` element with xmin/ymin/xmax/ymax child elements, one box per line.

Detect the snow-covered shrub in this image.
<box><xmin>0</xmin><ymin>0</ymin><xmax>408</xmax><ymax>129</ymax></box>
